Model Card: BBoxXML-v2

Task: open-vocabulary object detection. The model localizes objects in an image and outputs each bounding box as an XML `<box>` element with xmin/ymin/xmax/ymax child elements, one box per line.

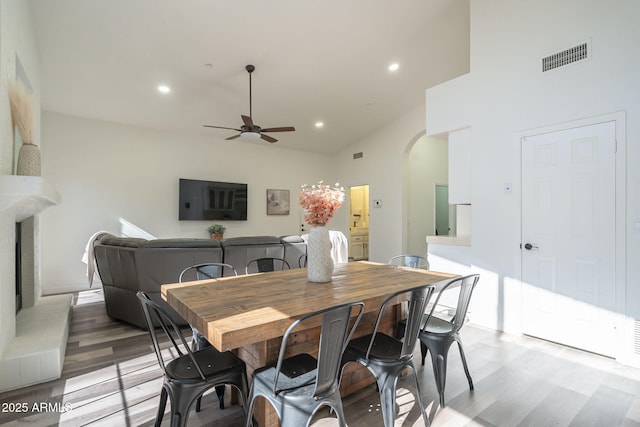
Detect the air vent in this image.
<box><xmin>353</xmin><ymin>152</ymin><xmax>364</xmax><ymax>159</ymax></box>
<box><xmin>634</xmin><ymin>319</ymin><xmax>640</xmax><ymax>355</ymax></box>
<box><xmin>542</xmin><ymin>41</ymin><xmax>589</xmax><ymax>72</ymax></box>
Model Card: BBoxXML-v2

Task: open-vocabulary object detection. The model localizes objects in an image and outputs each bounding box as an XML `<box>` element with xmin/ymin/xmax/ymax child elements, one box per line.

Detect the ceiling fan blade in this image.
<box><xmin>226</xmin><ymin>134</ymin><xmax>242</xmax><ymax>140</ymax></box>
<box><xmin>241</xmin><ymin>115</ymin><xmax>254</xmax><ymax>128</ymax></box>
<box><xmin>261</xmin><ymin>126</ymin><xmax>296</xmax><ymax>133</ymax></box>
<box><xmin>203</xmin><ymin>125</ymin><xmax>242</xmax><ymax>132</ymax></box>
<box><xmin>260</xmin><ymin>133</ymin><xmax>278</xmax><ymax>143</ymax></box>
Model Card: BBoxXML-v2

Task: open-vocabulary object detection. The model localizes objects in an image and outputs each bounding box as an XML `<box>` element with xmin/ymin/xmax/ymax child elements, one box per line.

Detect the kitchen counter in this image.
<box><xmin>427</xmin><ymin>235</ymin><xmax>471</xmax><ymax>246</ymax></box>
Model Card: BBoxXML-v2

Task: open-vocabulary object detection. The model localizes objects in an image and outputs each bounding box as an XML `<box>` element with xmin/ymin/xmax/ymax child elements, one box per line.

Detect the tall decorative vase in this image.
<box><xmin>17</xmin><ymin>144</ymin><xmax>41</xmax><ymax>176</ymax></box>
<box><xmin>306</xmin><ymin>225</ymin><xmax>334</xmax><ymax>283</ymax></box>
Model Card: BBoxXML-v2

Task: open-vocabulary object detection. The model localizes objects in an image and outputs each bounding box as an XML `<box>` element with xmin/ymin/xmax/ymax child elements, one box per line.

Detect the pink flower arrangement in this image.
<box><xmin>299</xmin><ymin>181</ymin><xmax>345</xmax><ymax>226</ymax></box>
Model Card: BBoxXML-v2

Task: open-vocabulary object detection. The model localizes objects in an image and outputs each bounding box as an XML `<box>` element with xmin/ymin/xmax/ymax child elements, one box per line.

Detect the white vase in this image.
<box><xmin>306</xmin><ymin>225</ymin><xmax>334</xmax><ymax>283</ymax></box>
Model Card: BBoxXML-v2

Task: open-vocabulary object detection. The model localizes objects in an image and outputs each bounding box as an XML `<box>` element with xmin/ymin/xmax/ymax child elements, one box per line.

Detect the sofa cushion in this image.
<box><xmin>99</xmin><ymin>236</ymin><xmax>146</xmax><ymax>247</ymax></box>
<box><xmin>142</xmin><ymin>238</ymin><xmax>221</xmax><ymax>248</ymax></box>
<box><xmin>220</xmin><ymin>236</ymin><xmax>281</xmax><ymax>247</ymax></box>
<box><xmin>280</xmin><ymin>235</ymin><xmax>305</xmax><ymax>243</ymax></box>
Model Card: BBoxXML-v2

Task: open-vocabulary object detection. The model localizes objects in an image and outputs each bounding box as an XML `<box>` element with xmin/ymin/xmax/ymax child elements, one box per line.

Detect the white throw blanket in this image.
<box><xmin>329</xmin><ymin>230</ymin><xmax>349</xmax><ymax>263</ymax></box>
<box><xmin>82</xmin><ymin>231</ymin><xmax>114</xmax><ymax>288</ymax></box>
<box><xmin>82</xmin><ymin>219</ymin><xmax>157</xmax><ymax>288</ymax></box>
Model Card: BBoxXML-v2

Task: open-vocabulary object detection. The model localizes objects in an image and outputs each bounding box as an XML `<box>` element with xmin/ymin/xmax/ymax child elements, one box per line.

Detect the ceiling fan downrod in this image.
<box><xmin>246</xmin><ymin>64</ymin><xmax>254</xmax><ymax>121</ymax></box>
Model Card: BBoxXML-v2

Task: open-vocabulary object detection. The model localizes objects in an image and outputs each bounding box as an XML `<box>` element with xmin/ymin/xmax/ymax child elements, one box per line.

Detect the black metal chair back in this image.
<box><xmin>388</xmin><ymin>254</ymin><xmax>430</xmax><ymax>270</ymax></box>
<box><xmin>298</xmin><ymin>253</ymin><xmax>307</xmax><ymax>267</ymax></box>
<box><xmin>245</xmin><ymin>301</ymin><xmax>364</xmax><ymax>427</ymax></box>
<box><xmin>340</xmin><ymin>284</ymin><xmax>435</xmax><ymax>427</ymax></box>
<box><xmin>245</xmin><ymin>257</ymin><xmax>290</xmax><ymax>274</ymax></box>
<box><xmin>178</xmin><ymin>262</ymin><xmax>238</xmax><ymax>282</ymax></box>
<box><xmin>177</xmin><ymin>263</ymin><xmax>238</xmax><ymax>411</ymax></box>
<box><xmin>136</xmin><ymin>291</ymin><xmax>248</xmax><ymax>427</ymax></box>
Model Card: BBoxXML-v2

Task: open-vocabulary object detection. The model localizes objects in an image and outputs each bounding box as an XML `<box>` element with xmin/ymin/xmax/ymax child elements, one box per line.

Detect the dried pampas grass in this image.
<box><xmin>8</xmin><ymin>80</ymin><xmax>34</xmax><ymax>145</ymax></box>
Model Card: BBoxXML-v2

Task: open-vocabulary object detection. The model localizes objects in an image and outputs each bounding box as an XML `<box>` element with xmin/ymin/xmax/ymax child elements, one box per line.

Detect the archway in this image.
<box><xmin>403</xmin><ymin>132</ymin><xmax>448</xmax><ymax>257</ymax></box>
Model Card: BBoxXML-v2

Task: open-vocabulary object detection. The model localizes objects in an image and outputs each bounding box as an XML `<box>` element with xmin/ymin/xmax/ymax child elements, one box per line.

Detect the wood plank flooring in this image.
<box><xmin>1</xmin><ymin>289</ymin><xmax>640</xmax><ymax>426</ymax></box>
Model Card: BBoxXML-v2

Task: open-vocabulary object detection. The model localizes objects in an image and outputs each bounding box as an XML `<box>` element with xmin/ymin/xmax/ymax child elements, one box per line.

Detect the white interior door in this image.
<box><xmin>521</xmin><ymin>121</ymin><xmax>616</xmax><ymax>356</ymax></box>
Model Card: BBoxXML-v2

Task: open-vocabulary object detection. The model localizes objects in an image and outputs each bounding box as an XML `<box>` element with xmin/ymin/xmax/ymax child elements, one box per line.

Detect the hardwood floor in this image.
<box><xmin>1</xmin><ymin>289</ymin><xmax>640</xmax><ymax>426</ymax></box>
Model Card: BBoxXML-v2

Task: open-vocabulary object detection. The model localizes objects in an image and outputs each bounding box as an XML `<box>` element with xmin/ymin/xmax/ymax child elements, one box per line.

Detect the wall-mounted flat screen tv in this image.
<box><xmin>179</xmin><ymin>178</ymin><xmax>248</xmax><ymax>221</ymax></box>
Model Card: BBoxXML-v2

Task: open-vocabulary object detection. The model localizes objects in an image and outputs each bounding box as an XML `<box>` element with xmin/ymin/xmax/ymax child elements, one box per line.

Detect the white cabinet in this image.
<box><xmin>350</xmin><ymin>235</ymin><xmax>368</xmax><ymax>260</ymax></box>
<box><xmin>448</xmin><ymin>128</ymin><xmax>472</xmax><ymax>204</ymax></box>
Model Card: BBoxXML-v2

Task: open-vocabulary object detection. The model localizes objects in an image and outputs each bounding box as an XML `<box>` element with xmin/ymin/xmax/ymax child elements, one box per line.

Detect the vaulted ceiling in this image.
<box><xmin>29</xmin><ymin>0</ymin><xmax>469</xmax><ymax>154</ymax></box>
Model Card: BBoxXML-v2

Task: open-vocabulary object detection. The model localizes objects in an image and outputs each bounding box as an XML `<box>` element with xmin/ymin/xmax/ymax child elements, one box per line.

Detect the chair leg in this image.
<box><xmin>156</xmin><ymin>387</ymin><xmax>168</xmax><ymax>427</ymax></box>
<box><xmin>396</xmin><ymin>319</ymin><xmax>406</xmax><ymax>340</ymax></box>
<box><xmin>455</xmin><ymin>336</ymin><xmax>474</xmax><ymax>390</ymax></box>
<box><xmin>376</xmin><ymin>371</ymin><xmax>399</xmax><ymax>427</ymax></box>
<box><xmin>408</xmin><ymin>362</ymin><xmax>430</xmax><ymax>427</ymax></box>
<box><xmin>420</xmin><ymin>341</ymin><xmax>428</xmax><ymax>366</ymax></box>
<box><xmin>195</xmin><ymin>385</ymin><xmax>227</xmax><ymax>412</ymax></box>
<box><xmin>243</xmin><ymin>388</ymin><xmax>257</xmax><ymax>427</ymax></box>
<box><xmin>426</xmin><ymin>346</ymin><xmax>449</xmax><ymax>407</ymax></box>
<box><xmin>331</xmin><ymin>402</ymin><xmax>348</xmax><ymax>427</ymax></box>
<box><xmin>191</xmin><ymin>330</ymin><xmax>226</xmax><ymax>411</ymax></box>
<box><xmin>169</xmin><ymin>385</ymin><xmax>205</xmax><ymax>427</ymax></box>
<box><xmin>434</xmin><ymin>353</ymin><xmax>448</xmax><ymax>407</ymax></box>
<box><xmin>215</xmin><ymin>385</ymin><xmax>226</xmax><ymax>409</ymax></box>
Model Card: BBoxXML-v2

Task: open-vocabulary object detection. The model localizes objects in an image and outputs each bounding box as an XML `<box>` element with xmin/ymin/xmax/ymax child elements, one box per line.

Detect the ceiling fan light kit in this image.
<box><xmin>240</xmin><ymin>131</ymin><xmax>261</xmax><ymax>140</ymax></box>
<box><xmin>203</xmin><ymin>64</ymin><xmax>295</xmax><ymax>143</ymax></box>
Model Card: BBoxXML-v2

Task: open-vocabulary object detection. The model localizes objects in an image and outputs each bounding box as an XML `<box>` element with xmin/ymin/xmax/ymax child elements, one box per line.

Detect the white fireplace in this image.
<box><xmin>0</xmin><ymin>175</ymin><xmax>69</xmax><ymax>392</ymax></box>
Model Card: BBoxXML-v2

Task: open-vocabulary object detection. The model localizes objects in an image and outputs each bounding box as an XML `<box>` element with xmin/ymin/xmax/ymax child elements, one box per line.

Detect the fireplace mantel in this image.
<box><xmin>0</xmin><ymin>175</ymin><xmax>60</xmax><ymax>221</ymax></box>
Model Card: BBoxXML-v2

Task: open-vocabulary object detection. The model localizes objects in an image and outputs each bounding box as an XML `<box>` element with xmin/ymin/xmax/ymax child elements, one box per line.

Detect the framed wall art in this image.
<box><xmin>266</xmin><ymin>189</ymin><xmax>290</xmax><ymax>215</ymax></box>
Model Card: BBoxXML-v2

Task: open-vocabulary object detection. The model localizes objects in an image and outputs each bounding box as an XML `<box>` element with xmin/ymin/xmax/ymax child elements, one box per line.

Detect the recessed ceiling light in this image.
<box><xmin>315</xmin><ymin>121</ymin><xmax>324</xmax><ymax>128</ymax></box>
<box><xmin>388</xmin><ymin>63</ymin><xmax>399</xmax><ymax>72</ymax></box>
<box><xmin>158</xmin><ymin>85</ymin><xmax>170</xmax><ymax>94</ymax></box>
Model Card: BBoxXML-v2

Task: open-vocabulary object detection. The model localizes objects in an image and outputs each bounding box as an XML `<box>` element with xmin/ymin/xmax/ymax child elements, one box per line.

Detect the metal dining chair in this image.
<box><xmin>245</xmin><ymin>301</ymin><xmax>365</xmax><ymax>427</ymax></box>
<box><xmin>178</xmin><ymin>262</ymin><xmax>238</xmax><ymax>283</ymax></box>
<box><xmin>136</xmin><ymin>291</ymin><xmax>248</xmax><ymax>427</ymax></box>
<box><xmin>298</xmin><ymin>253</ymin><xmax>308</xmax><ymax>268</ymax></box>
<box><xmin>388</xmin><ymin>254</ymin><xmax>430</xmax><ymax>270</ymax></box>
<box><xmin>389</xmin><ymin>254</ymin><xmax>430</xmax><ymax>340</ymax></box>
<box><xmin>178</xmin><ymin>262</ymin><xmax>238</xmax><ymax>411</ymax></box>
<box><xmin>340</xmin><ymin>284</ymin><xmax>436</xmax><ymax>427</ymax></box>
<box><xmin>245</xmin><ymin>257</ymin><xmax>290</xmax><ymax>274</ymax></box>
<box><xmin>418</xmin><ymin>274</ymin><xmax>479</xmax><ymax>407</ymax></box>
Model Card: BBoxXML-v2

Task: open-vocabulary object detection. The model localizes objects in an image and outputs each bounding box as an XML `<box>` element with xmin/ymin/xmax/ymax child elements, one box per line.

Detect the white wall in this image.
<box><xmin>40</xmin><ymin>112</ymin><xmax>334</xmax><ymax>294</ymax></box>
<box><xmin>40</xmin><ymin>103</ymin><xmax>453</xmax><ymax>293</ymax></box>
<box><xmin>332</xmin><ymin>105</ymin><xmax>430</xmax><ymax>263</ymax></box>
<box><xmin>0</xmin><ymin>0</ymin><xmax>41</xmax><ymax>173</ymax></box>
<box><xmin>426</xmin><ymin>0</ymin><xmax>640</xmax><ymax>336</ymax></box>
<box><xmin>0</xmin><ymin>0</ymin><xmax>41</xmax><ymax>355</ymax></box>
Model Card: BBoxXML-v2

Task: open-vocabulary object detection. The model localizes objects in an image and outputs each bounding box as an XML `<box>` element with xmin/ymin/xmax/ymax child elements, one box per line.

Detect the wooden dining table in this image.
<box><xmin>161</xmin><ymin>261</ymin><xmax>456</xmax><ymax>426</ymax></box>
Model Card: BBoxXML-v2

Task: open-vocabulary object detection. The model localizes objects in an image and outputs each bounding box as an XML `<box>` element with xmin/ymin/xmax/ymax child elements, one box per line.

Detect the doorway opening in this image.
<box><xmin>435</xmin><ymin>184</ymin><xmax>451</xmax><ymax>236</ymax></box>
<box><xmin>349</xmin><ymin>185</ymin><xmax>369</xmax><ymax>261</ymax></box>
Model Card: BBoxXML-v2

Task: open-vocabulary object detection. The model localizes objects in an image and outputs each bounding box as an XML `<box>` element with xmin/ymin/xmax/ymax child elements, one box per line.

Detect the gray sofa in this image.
<box><xmin>93</xmin><ymin>234</ymin><xmax>307</xmax><ymax>329</ymax></box>
<box><xmin>222</xmin><ymin>235</ymin><xmax>307</xmax><ymax>273</ymax></box>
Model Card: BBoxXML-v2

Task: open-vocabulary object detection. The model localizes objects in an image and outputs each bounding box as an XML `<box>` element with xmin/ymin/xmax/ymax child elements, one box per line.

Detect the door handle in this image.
<box><xmin>522</xmin><ymin>243</ymin><xmax>539</xmax><ymax>250</ymax></box>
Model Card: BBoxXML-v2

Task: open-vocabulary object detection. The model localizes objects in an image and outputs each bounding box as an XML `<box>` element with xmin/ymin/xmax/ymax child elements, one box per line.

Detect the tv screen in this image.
<box><xmin>179</xmin><ymin>178</ymin><xmax>248</xmax><ymax>221</ymax></box>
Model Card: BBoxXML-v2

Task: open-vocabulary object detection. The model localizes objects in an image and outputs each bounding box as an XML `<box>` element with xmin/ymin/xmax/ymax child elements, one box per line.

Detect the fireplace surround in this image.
<box><xmin>0</xmin><ymin>175</ymin><xmax>65</xmax><ymax>392</ymax></box>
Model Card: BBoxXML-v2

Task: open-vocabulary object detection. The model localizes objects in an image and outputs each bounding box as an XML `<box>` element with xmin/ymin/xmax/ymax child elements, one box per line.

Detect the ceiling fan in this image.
<box><xmin>204</xmin><ymin>64</ymin><xmax>295</xmax><ymax>143</ymax></box>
